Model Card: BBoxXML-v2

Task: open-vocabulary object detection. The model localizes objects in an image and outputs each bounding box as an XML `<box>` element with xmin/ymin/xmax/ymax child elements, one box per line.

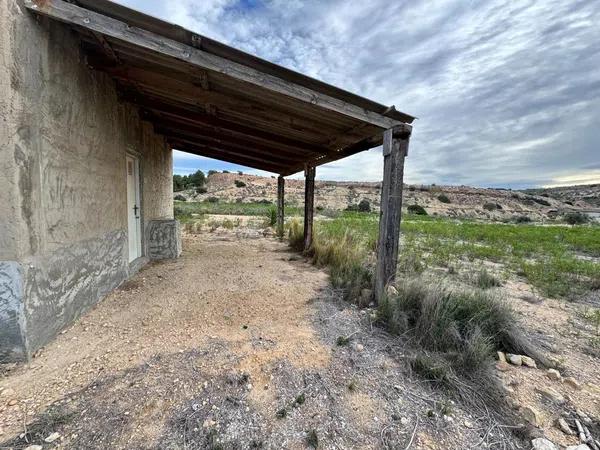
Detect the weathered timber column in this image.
<box><xmin>303</xmin><ymin>165</ymin><xmax>316</xmax><ymax>251</ymax></box>
<box><xmin>277</xmin><ymin>175</ymin><xmax>285</xmax><ymax>238</ymax></box>
<box><xmin>374</xmin><ymin>125</ymin><xmax>411</xmax><ymax>303</ymax></box>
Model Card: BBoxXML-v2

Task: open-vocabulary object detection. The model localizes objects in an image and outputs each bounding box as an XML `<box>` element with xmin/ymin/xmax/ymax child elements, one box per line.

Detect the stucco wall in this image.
<box><xmin>0</xmin><ymin>0</ymin><xmax>174</xmax><ymax>361</ymax></box>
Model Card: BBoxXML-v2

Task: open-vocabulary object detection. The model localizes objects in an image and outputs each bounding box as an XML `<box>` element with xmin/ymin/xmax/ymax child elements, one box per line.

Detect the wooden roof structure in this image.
<box><xmin>25</xmin><ymin>0</ymin><xmax>414</xmax><ymax>175</ymax></box>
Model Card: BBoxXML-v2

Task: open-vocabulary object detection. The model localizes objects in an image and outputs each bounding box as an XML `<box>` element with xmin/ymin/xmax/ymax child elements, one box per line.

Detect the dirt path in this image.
<box><xmin>1</xmin><ymin>234</ymin><xmax>511</xmax><ymax>449</ymax></box>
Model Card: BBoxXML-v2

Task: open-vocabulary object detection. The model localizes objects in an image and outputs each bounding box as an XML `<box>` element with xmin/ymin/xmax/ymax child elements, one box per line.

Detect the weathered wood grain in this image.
<box><xmin>374</xmin><ymin>127</ymin><xmax>410</xmax><ymax>304</ymax></box>
<box><xmin>25</xmin><ymin>0</ymin><xmax>404</xmax><ymax>129</ymax></box>
<box><xmin>303</xmin><ymin>166</ymin><xmax>316</xmax><ymax>251</ymax></box>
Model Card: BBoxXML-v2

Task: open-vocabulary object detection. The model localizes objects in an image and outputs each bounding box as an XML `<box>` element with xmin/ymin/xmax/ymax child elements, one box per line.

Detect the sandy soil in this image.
<box><xmin>0</xmin><ymin>233</ymin><xmax>507</xmax><ymax>449</ymax></box>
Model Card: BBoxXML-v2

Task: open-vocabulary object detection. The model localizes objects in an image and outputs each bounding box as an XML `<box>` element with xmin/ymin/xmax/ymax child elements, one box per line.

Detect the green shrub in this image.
<box><xmin>174</xmin><ymin>194</ymin><xmax>187</xmax><ymax>202</ymax></box>
<box><xmin>483</xmin><ymin>202</ymin><xmax>499</xmax><ymax>211</ymax></box>
<box><xmin>532</xmin><ymin>197</ymin><xmax>551</xmax><ymax>207</ymax></box>
<box><xmin>173</xmin><ymin>205</ymin><xmax>191</xmax><ymax>221</ymax></box>
<box><xmin>380</xmin><ymin>278</ymin><xmax>540</xmax><ymax>377</ymax></box>
<box><xmin>514</xmin><ymin>215</ymin><xmax>532</xmax><ymax>223</ymax></box>
<box><xmin>407</xmin><ymin>204</ymin><xmax>427</xmax><ymax>215</ymax></box>
<box><xmin>564</xmin><ymin>212</ymin><xmax>589</xmax><ymax>225</ymax></box>
<box><xmin>234</xmin><ymin>180</ymin><xmax>246</xmax><ymax>188</ymax></box>
<box><xmin>474</xmin><ymin>269</ymin><xmax>501</xmax><ymax>289</ymax></box>
<box><xmin>358</xmin><ymin>199</ymin><xmax>371</xmax><ymax>212</ymax></box>
<box><xmin>268</xmin><ymin>206</ymin><xmax>277</xmax><ymax>227</ymax></box>
<box><xmin>206</xmin><ymin>197</ymin><xmax>219</xmax><ymax>203</ymax></box>
<box><xmin>196</xmin><ymin>187</ymin><xmax>207</xmax><ymax>194</ymax></box>
<box><xmin>345</xmin><ymin>204</ymin><xmax>359</xmax><ymax>212</ymax></box>
<box><xmin>208</xmin><ymin>170</ymin><xmax>218</xmax><ymax>176</ymax></box>
<box><xmin>288</xmin><ymin>218</ymin><xmax>304</xmax><ymax>252</ymax></box>
<box><xmin>437</xmin><ymin>194</ymin><xmax>451</xmax><ymax>204</ymax></box>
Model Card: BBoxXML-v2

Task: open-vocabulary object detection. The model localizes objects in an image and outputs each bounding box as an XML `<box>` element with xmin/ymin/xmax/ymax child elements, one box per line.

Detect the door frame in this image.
<box><xmin>126</xmin><ymin>153</ymin><xmax>143</xmax><ymax>263</ymax></box>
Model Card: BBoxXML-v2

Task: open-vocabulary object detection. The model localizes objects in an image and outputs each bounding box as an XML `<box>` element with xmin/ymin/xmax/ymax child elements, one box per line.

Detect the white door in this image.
<box><xmin>126</xmin><ymin>155</ymin><xmax>142</xmax><ymax>262</ymax></box>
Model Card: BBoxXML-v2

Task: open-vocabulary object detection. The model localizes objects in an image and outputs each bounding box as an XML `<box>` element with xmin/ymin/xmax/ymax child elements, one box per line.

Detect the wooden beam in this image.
<box><xmin>87</xmin><ymin>52</ymin><xmax>356</xmax><ymax>143</ymax></box>
<box><xmin>374</xmin><ymin>126</ymin><xmax>411</xmax><ymax>304</ymax></box>
<box><xmin>171</xmin><ymin>140</ymin><xmax>288</xmax><ymax>174</ymax></box>
<box><xmin>120</xmin><ymin>90</ymin><xmax>328</xmax><ymax>155</ymax></box>
<box><xmin>153</xmin><ymin>123</ymin><xmax>307</xmax><ymax>164</ymax></box>
<box><xmin>277</xmin><ymin>176</ymin><xmax>285</xmax><ymax>238</ymax></box>
<box><xmin>303</xmin><ymin>166</ymin><xmax>316</xmax><ymax>252</ymax></box>
<box><xmin>24</xmin><ymin>0</ymin><xmax>406</xmax><ymax>129</ymax></box>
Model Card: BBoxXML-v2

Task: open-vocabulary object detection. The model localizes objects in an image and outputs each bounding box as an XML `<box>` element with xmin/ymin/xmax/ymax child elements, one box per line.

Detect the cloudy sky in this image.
<box><xmin>115</xmin><ymin>0</ymin><xmax>599</xmax><ymax>188</ymax></box>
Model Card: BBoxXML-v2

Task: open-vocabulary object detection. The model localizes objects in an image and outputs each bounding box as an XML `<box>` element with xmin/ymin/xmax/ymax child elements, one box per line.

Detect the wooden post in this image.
<box><xmin>303</xmin><ymin>165</ymin><xmax>316</xmax><ymax>252</ymax></box>
<box><xmin>374</xmin><ymin>126</ymin><xmax>411</xmax><ymax>304</ymax></box>
<box><xmin>277</xmin><ymin>175</ymin><xmax>285</xmax><ymax>238</ymax></box>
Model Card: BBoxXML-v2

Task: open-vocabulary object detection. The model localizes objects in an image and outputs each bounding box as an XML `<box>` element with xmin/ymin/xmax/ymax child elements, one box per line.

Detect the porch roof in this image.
<box><xmin>25</xmin><ymin>0</ymin><xmax>414</xmax><ymax>176</ymax></box>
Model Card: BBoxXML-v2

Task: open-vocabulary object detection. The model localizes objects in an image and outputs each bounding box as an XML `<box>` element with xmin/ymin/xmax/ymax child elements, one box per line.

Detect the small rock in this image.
<box><xmin>497</xmin><ymin>351</ymin><xmax>507</xmax><ymax>363</ymax></box>
<box><xmin>521</xmin><ymin>405</ymin><xmax>543</xmax><ymax>427</ymax></box>
<box><xmin>521</xmin><ymin>356</ymin><xmax>537</xmax><ymax>368</ymax></box>
<box><xmin>464</xmin><ymin>419</ymin><xmax>474</xmax><ymax>428</ymax></box>
<box><xmin>507</xmin><ymin>354</ymin><xmax>522</xmax><ymax>366</ymax></box>
<box><xmin>536</xmin><ymin>387</ymin><xmax>565</xmax><ymax>404</ymax></box>
<box><xmin>7</xmin><ymin>399</ymin><xmax>17</xmax><ymax>406</ymax></box>
<box><xmin>353</xmin><ymin>343</ymin><xmax>364</xmax><ymax>352</ymax></box>
<box><xmin>546</xmin><ymin>369</ymin><xmax>561</xmax><ymax>381</ymax></box>
<box><xmin>563</xmin><ymin>377</ymin><xmax>582</xmax><ymax>390</ymax></box>
<box><xmin>44</xmin><ymin>432</ymin><xmax>61</xmax><ymax>443</ymax></box>
<box><xmin>24</xmin><ymin>446</ymin><xmax>43</xmax><ymax>450</ymax></box>
<box><xmin>531</xmin><ymin>438</ymin><xmax>558</xmax><ymax>450</ymax></box>
<box><xmin>0</xmin><ymin>387</ymin><xmax>14</xmax><ymax>397</ymax></box>
<box><xmin>566</xmin><ymin>446</ymin><xmax>592</xmax><ymax>450</ymax></box>
<box><xmin>556</xmin><ymin>417</ymin><xmax>572</xmax><ymax>435</ymax></box>
<box><xmin>400</xmin><ymin>417</ymin><xmax>409</xmax><ymax>426</ymax></box>
<box><xmin>386</xmin><ymin>285</ymin><xmax>398</xmax><ymax>297</ymax></box>
<box><xmin>496</xmin><ymin>361</ymin><xmax>512</xmax><ymax>372</ymax></box>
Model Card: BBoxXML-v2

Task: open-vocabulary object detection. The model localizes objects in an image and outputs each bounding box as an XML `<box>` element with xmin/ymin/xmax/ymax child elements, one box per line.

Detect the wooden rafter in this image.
<box><xmin>24</xmin><ymin>0</ymin><xmax>407</xmax><ymax>130</ymax></box>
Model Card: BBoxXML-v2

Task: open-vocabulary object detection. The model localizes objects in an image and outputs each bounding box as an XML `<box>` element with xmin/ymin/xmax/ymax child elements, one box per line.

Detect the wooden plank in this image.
<box><xmin>151</xmin><ymin>119</ymin><xmax>309</xmax><ymax>161</ymax></box>
<box><xmin>25</xmin><ymin>0</ymin><xmax>405</xmax><ymax>129</ymax></box>
<box><xmin>374</xmin><ymin>127</ymin><xmax>411</xmax><ymax>304</ymax></box>
<box><xmin>277</xmin><ymin>176</ymin><xmax>285</xmax><ymax>238</ymax></box>
<box><xmin>120</xmin><ymin>90</ymin><xmax>329</xmax><ymax>155</ymax></box>
<box><xmin>86</xmin><ymin>57</ymin><xmax>346</xmax><ymax>144</ymax></box>
<box><xmin>171</xmin><ymin>140</ymin><xmax>288</xmax><ymax>174</ymax></box>
<box><xmin>303</xmin><ymin>166</ymin><xmax>316</xmax><ymax>252</ymax></box>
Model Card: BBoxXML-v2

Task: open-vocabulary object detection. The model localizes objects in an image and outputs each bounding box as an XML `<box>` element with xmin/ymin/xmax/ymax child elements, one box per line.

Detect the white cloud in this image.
<box><xmin>115</xmin><ymin>0</ymin><xmax>600</xmax><ymax>188</ymax></box>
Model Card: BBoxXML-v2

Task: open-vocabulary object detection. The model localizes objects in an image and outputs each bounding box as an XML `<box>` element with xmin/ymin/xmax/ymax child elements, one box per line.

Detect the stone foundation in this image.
<box><xmin>146</xmin><ymin>220</ymin><xmax>182</xmax><ymax>260</ymax></box>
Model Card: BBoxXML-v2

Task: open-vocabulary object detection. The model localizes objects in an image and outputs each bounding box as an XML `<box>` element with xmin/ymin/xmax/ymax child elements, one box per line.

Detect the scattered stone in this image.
<box><xmin>564</xmin><ymin>377</ymin><xmax>582</xmax><ymax>390</ymax></box>
<box><xmin>507</xmin><ymin>354</ymin><xmax>522</xmax><ymax>366</ymax></box>
<box><xmin>531</xmin><ymin>438</ymin><xmax>558</xmax><ymax>450</ymax></box>
<box><xmin>400</xmin><ymin>417</ymin><xmax>409</xmax><ymax>426</ymax></box>
<box><xmin>353</xmin><ymin>343</ymin><xmax>364</xmax><ymax>352</ymax></box>
<box><xmin>44</xmin><ymin>432</ymin><xmax>61</xmax><ymax>443</ymax></box>
<box><xmin>537</xmin><ymin>387</ymin><xmax>565</xmax><ymax>404</ymax></box>
<box><xmin>522</xmin><ymin>356</ymin><xmax>537</xmax><ymax>368</ymax></box>
<box><xmin>546</xmin><ymin>369</ymin><xmax>561</xmax><ymax>381</ymax></box>
<box><xmin>464</xmin><ymin>419</ymin><xmax>474</xmax><ymax>428</ymax></box>
<box><xmin>497</xmin><ymin>351</ymin><xmax>507</xmax><ymax>363</ymax></box>
<box><xmin>496</xmin><ymin>361</ymin><xmax>512</xmax><ymax>372</ymax></box>
<box><xmin>556</xmin><ymin>417</ymin><xmax>573</xmax><ymax>435</ymax></box>
<box><xmin>24</xmin><ymin>446</ymin><xmax>43</xmax><ymax>450</ymax></box>
<box><xmin>520</xmin><ymin>293</ymin><xmax>543</xmax><ymax>304</ymax></box>
<box><xmin>521</xmin><ymin>405</ymin><xmax>543</xmax><ymax>427</ymax></box>
<box><xmin>566</xmin><ymin>446</ymin><xmax>592</xmax><ymax>450</ymax></box>
<box><xmin>7</xmin><ymin>399</ymin><xmax>17</xmax><ymax>406</ymax></box>
<box><xmin>386</xmin><ymin>285</ymin><xmax>398</xmax><ymax>297</ymax></box>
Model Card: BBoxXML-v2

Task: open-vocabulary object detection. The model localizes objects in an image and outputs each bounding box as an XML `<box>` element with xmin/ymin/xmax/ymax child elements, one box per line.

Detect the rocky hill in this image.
<box><xmin>176</xmin><ymin>172</ymin><xmax>598</xmax><ymax>221</ymax></box>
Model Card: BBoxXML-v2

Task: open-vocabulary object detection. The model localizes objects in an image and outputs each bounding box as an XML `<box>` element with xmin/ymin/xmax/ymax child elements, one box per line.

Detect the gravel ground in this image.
<box><xmin>0</xmin><ymin>233</ymin><xmax>523</xmax><ymax>449</ymax></box>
